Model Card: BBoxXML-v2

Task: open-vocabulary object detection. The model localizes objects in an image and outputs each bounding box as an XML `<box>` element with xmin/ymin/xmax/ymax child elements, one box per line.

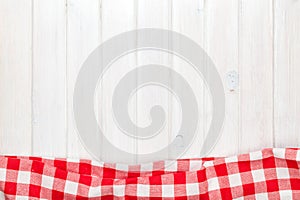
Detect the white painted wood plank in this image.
<box><xmin>67</xmin><ymin>0</ymin><xmax>101</xmax><ymax>159</ymax></box>
<box><xmin>0</xmin><ymin>0</ymin><xmax>32</xmax><ymax>155</ymax></box>
<box><xmin>136</xmin><ymin>0</ymin><xmax>172</xmax><ymax>162</ymax></box>
<box><xmin>99</xmin><ymin>0</ymin><xmax>137</xmax><ymax>163</ymax></box>
<box><xmin>32</xmin><ymin>0</ymin><xmax>67</xmax><ymax>157</ymax></box>
<box><xmin>171</xmin><ymin>0</ymin><xmax>205</xmax><ymax>158</ymax></box>
<box><xmin>274</xmin><ymin>0</ymin><xmax>300</xmax><ymax>148</ymax></box>
<box><xmin>239</xmin><ymin>0</ymin><xmax>274</xmax><ymax>153</ymax></box>
<box><xmin>205</xmin><ymin>0</ymin><xmax>239</xmax><ymax>157</ymax></box>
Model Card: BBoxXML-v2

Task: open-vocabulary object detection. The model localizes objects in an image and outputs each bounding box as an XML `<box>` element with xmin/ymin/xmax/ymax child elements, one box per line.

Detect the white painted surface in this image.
<box><xmin>0</xmin><ymin>0</ymin><xmax>299</xmax><ymax>159</ymax></box>
<box><xmin>0</xmin><ymin>0</ymin><xmax>32</xmax><ymax>155</ymax></box>
<box><xmin>32</xmin><ymin>0</ymin><xmax>67</xmax><ymax>157</ymax></box>
<box><xmin>274</xmin><ymin>0</ymin><xmax>300</xmax><ymax>148</ymax></box>
<box><xmin>205</xmin><ymin>0</ymin><xmax>239</xmax><ymax>157</ymax></box>
<box><xmin>67</xmin><ymin>0</ymin><xmax>101</xmax><ymax>159</ymax></box>
<box><xmin>238</xmin><ymin>0</ymin><xmax>274</xmax><ymax>153</ymax></box>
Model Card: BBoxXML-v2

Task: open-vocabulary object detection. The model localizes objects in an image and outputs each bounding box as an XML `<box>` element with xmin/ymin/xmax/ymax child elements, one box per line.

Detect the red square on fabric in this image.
<box><xmin>262</xmin><ymin>157</ymin><xmax>276</xmax><ymax>169</ymax></box>
<box><xmin>149</xmin><ymin>175</ymin><xmax>162</xmax><ymax>185</ymax></box>
<box><xmin>54</xmin><ymin>169</ymin><xmax>67</xmax><ymax>180</ymax></box>
<box><xmin>200</xmin><ymin>192</ymin><xmax>209</xmax><ymax>199</ymax></box>
<box><xmin>152</xmin><ymin>171</ymin><xmax>164</xmax><ymax>177</ymax></box>
<box><xmin>197</xmin><ymin>169</ymin><xmax>207</xmax><ymax>182</ymax></box>
<box><xmin>103</xmin><ymin>168</ymin><xmax>116</xmax><ymax>179</ymax></box>
<box><xmin>29</xmin><ymin>184</ymin><xmax>41</xmax><ymax>198</ymax></box>
<box><xmin>124</xmin><ymin>196</ymin><xmax>136</xmax><ymax>200</ymax></box>
<box><xmin>31</xmin><ymin>161</ymin><xmax>44</xmax><ymax>174</ymax></box>
<box><xmin>101</xmin><ymin>178</ymin><xmax>114</xmax><ymax>186</ymax></box>
<box><xmin>238</xmin><ymin>161</ymin><xmax>251</xmax><ymax>173</ymax></box>
<box><xmin>52</xmin><ymin>190</ymin><xmax>64</xmax><ymax>199</ymax></box>
<box><xmin>29</xmin><ymin>157</ymin><xmax>43</xmax><ymax>162</ymax></box>
<box><xmin>266</xmin><ymin>179</ymin><xmax>279</xmax><ymax>192</ymax></box>
<box><xmin>7</xmin><ymin>159</ymin><xmax>20</xmax><ymax>170</ymax></box>
<box><xmin>290</xmin><ymin>178</ymin><xmax>300</xmax><ymax>190</ymax></box>
<box><xmin>174</xmin><ymin>172</ymin><xmax>186</xmax><ymax>184</ymax></box>
<box><xmin>286</xmin><ymin>160</ymin><xmax>299</xmax><ymax>169</ymax></box>
<box><xmin>242</xmin><ymin>183</ymin><xmax>255</xmax><ymax>196</ymax></box>
<box><xmin>54</xmin><ymin>160</ymin><xmax>67</xmax><ymax>170</ymax></box>
<box><xmin>128</xmin><ymin>172</ymin><xmax>140</xmax><ymax>179</ymax></box>
<box><xmin>4</xmin><ymin>182</ymin><xmax>17</xmax><ymax>195</ymax></box>
<box><xmin>79</xmin><ymin>163</ymin><xmax>92</xmax><ymax>175</ymax></box>
<box><xmin>126</xmin><ymin>177</ymin><xmax>138</xmax><ymax>185</ymax></box>
<box><xmin>214</xmin><ymin>163</ymin><xmax>228</xmax><ymax>177</ymax></box>
<box><xmin>79</xmin><ymin>174</ymin><xmax>92</xmax><ymax>186</ymax></box>
<box><xmin>220</xmin><ymin>187</ymin><xmax>233</xmax><ymax>199</ymax></box>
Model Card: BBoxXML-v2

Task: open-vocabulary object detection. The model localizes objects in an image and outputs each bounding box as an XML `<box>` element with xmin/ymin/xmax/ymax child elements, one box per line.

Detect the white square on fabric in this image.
<box><xmin>162</xmin><ymin>185</ymin><xmax>174</xmax><ymax>197</ymax></box>
<box><xmin>88</xmin><ymin>186</ymin><xmax>101</xmax><ymax>197</ymax></box>
<box><xmin>296</xmin><ymin>151</ymin><xmax>300</xmax><ymax>161</ymax></box>
<box><xmin>41</xmin><ymin>175</ymin><xmax>54</xmax><ymax>189</ymax></box>
<box><xmin>189</xmin><ymin>160</ymin><xmax>202</xmax><ymax>171</ymax></box>
<box><xmin>137</xmin><ymin>184</ymin><xmax>150</xmax><ymax>196</ymax></box>
<box><xmin>91</xmin><ymin>160</ymin><xmax>104</xmax><ymax>167</ymax></box>
<box><xmin>225</xmin><ymin>156</ymin><xmax>238</xmax><ymax>163</ymax></box>
<box><xmin>228</xmin><ymin>173</ymin><xmax>242</xmax><ymax>187</ymax></box>
<box><xmin>140</xmin><ymin>163</ymin><xmax>153</xmax><ymax>171</ymax></box>
<box><xmin>276</xmin><ymin>168</ymin><xmax>290</xmax><ymax>179</ymax></box>
<box><xmin>15</xmin><ymin>195</ymin><xmax>29</xmax><ymax>200</ymax></box>
<box><xmin>249</xmin><ymin>151</ymin><xmax>263</xmax><ymax>161</ymax></box>
<box><xmin>251</xmin><ymin>169</ymin><xmax>265</xmax><ymax>183</ymax></box>
<box><xmin>273</xmin><ymin>149</ymin><xmax>286</xmax><ymax>159</ymax></box>
<box><xmin>113</xmin><ymin>185</ymin><xmax>125</xmax><ymax>196</ymax></box>
<box><xmin>0</xmin><ymin>168</ymin><xmax>6</xmax><ymax>182</ymax></box>
<box><xmin>186</xmin><ymin>183</ymin><xmax>199</xmax><ymax>195</ymax></box>
<box><xmin>255</xmin><ymin>193</ymin><xmax>268</xmax><ymax>199</ymax></box>
<box><xmin>279</xmin><ymin>190</ymin><xmax>293</xmax><ymax>199</ymax></box>
<box><xmin>17</xmin><ymin>171</ymin><xmax>31</xmax><ymax>184</ymax></box>
<box><xmin>64</xmin><ymin>180</ymin><xmax>78</xmax><ymax>195</ymax></box>
<box><xmin>115</xmin><ymin>163</ymin><xmax>128</xmax><ymax>171</ymax></box>
<box><xmin>165</xmin><ymin>161</ymin><xmax>177</xmax><ymax>171</ymax></box>
<box><xmin>207</xmin><ymin>177</ymin><xmax>220</xmax><ymax>191</ymax></box>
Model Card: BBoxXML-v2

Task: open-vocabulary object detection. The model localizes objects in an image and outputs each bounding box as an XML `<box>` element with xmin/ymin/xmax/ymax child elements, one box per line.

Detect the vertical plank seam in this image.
<box><xmin>98</xmin><ymin>0</ymin><xmax>103</xmax><ymax>161</ymax></box>
<box><xmin>272</xmin><ymin>0</ymin><xmax>276</xmax><ymax>148</ymax></box>
<box><xmin>31</xmin><ymin>0</ymin><xmax>34</xmax><ymax>155</ymax></box>
<box><xmin>170</xmin><ymin>0</ymin><xmax>173</xmax><ymax>156</ymax></box>
<box><xmin>168</xmin><ymin>0</ymin><xmax>173</xmax><ymax>159</ymax></box>
<box><xmin>65</xmin><ymin>0</ymin><xmax>69</xmax><ymax>157</ymax></box>
<box><xmin>203</xmin><ymin>0</ymin><xmax>207</xmax><ymax>156</ymax></box>
<box><xmin>237</xmin><ymin>0</ymin><xmax>242</xmax><ymax>153</ymax></box>
<box><xmin>135</xmin><ymin>0</ymin><xmax>138</xmax><ymax>163</ymax></box>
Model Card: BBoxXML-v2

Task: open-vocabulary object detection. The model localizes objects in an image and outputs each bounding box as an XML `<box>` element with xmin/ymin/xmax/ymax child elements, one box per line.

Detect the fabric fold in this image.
<box><xmin>0</xmin><ymin>148</ymin><xmax>299</xmax><ymax>199</ymax></box>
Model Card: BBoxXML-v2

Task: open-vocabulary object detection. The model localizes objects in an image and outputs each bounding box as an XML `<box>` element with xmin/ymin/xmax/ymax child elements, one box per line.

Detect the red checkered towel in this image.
<box><xmin>0</xmin><ymin>148</ymin><xmax>299</xmax><ymax>199</ymax></box>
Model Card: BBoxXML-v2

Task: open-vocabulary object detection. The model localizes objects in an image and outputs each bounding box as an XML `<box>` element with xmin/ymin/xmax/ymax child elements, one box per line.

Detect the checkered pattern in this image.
<box><xmin>0</xmin><ymin>148</ymin><xmax>300</xmax><ymax>199</ymax></box>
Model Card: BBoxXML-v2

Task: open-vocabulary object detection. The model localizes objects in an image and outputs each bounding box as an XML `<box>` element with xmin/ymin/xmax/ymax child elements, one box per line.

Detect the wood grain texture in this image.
<box><xmin>136</xmin><ymin>0</ymin><xmax>172</xmax><ymax>162</ymax></box>
<box><xmin>274</xmin><ymin>0</ymin><xmax>300</xmax><ymax>148</ymax></box>
<box><xmin>66</xmin><ymin>0</ymin><xmax>101</xmax><ymax>159</ymax></box>
<box><xmin>32</xmin><ymin>0</ymin><xmax>67</xmax><ymax>157</ymax></box>
<box><xmin>0</xmin><ymin>0</ymin><xmax>32</xmax><ymax>155</ymax></box>
<box><xmin>206</xmin><ymin>0</ymin><xmax>239</xmax><ymax>157</ymax></box>
<box><xmin>99</xmin><ymin>0</ymin><xmax>137</xmax><ymax>163</ymax></box>
<box><xmin>0</xmin><ymin>0</ymin><xmax>300</xmax><ymax>159</ymax></box>
<box><xmin>171</xmin><ymin>0</ymin><xmax>205</xmax><ymax>158</ymax></box>
<box><xmin>239</xmin><ymin>0</ymin><xmax>274</xmax><ymax>153</ymax></box>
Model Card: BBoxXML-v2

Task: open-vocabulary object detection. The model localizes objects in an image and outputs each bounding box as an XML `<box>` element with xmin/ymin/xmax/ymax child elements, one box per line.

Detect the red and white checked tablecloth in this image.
<box><xmin>0</xmin><ymin>148</ymin><xmax>299</xmax><ymax>199</ymax></box>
